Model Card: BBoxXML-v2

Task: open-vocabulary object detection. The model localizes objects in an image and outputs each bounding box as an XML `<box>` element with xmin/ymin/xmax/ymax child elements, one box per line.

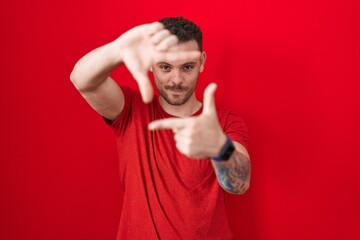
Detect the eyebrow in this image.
<box><xmin>157</xmin><ymin>61</ymin><xmax>197</xmax><ymax>67</ymax></box>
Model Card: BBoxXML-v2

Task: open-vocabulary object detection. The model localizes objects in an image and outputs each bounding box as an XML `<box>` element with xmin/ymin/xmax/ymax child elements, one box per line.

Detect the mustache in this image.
<box><xmin>164</xmin><ymin>85</ymin><xmax>189</xmax><ymax>91</ymax></box>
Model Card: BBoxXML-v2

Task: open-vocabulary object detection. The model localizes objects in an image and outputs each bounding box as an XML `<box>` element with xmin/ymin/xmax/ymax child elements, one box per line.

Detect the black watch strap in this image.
<box><xmin>213</xmin><ymin>136</ymin><xmax>235</xmax><ymax>161</ymax></box>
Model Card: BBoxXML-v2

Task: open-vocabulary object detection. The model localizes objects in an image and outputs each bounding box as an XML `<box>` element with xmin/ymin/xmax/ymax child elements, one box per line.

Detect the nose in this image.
<box><xmin>171</xmin><ymin>69</ymin><xmax>184</xmax><ymax>84</ymax></box>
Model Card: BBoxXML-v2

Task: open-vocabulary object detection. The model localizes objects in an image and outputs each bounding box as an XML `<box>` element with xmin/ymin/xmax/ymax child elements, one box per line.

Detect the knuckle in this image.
<box><xmin>174</xmin><ymin>134</ymin><xmax>180</xmax><ymax>142</ymax></box>
<box><xmin>183</xmin><ymin>145</ymin><xmax>191</xmax><ymax>157</ymax></box>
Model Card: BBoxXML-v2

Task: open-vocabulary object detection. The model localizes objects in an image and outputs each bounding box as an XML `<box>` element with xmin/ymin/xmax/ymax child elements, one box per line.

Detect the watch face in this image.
<box><xmin>222</xmin><ymin>141</ymin><xmax>235</xmax><ymax>160</ymax></box>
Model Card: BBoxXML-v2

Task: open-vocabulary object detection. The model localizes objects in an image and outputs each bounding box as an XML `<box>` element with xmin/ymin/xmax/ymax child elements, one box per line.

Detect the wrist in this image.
<box><xmin>110</xmin><ymin>38</ymin><xmax>125</xmax><ymax>66</ymax></box>
<box><xmin>212</xmin><ymin>135</ymin><xmax>235</xmax><ymax>161</ymax></box>
<box><xmin>215</xmin><ymin>133</ymin><xmax>227</xmax><ymax>157</ymax></box>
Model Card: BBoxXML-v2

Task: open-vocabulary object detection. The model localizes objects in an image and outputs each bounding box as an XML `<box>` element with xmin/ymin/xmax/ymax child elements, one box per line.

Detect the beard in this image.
<box><xmin>156</xmin><ymin>82</ymin><xmax>197</xmax><ymax>106</ymax></box>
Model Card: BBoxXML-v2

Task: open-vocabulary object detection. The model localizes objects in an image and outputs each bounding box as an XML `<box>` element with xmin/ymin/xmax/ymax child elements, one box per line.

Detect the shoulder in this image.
<box><xmin>104</xmin><ymin>86</ymin><xmax>148</xmax><ymax>129</ymax></box>
<box><xmin>217</xmin><ymin>107</ymin><xmax>245</xmax><ymax>124</ymax></box>
<box><xmin>120</xmin><ymin>85</ymin><xmax>140</xmax><ymax>101</ymax></box>
<box><xmin>217</xmin><ymin>107</ymin><xmax>249</xmax><ymax>149</ymax></box>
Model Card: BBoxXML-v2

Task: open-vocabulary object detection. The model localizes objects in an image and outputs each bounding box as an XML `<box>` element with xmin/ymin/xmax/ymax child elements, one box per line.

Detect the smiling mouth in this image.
<box><xmin>164</xmin><ymin>85</ymin><xmax>189</xmax><ymax>92</ymax></box>
<box><xmin>169</xmin><ymin>89</ymin><xmax>185</xmax><ymax>93</ymax></box>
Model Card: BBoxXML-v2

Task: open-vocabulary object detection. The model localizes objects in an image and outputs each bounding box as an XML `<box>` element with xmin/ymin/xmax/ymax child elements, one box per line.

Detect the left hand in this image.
<box><xmin>148</xmin><ymin>83</ymin><xmax>227</xmax><ymax>159</ymax></box>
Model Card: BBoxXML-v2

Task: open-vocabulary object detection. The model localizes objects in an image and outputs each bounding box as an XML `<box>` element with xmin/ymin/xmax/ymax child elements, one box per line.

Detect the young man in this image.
<box><xmin>71</xmin><ymin>17</ymin><xmax>251</xmax><ymax>240</ymax></box>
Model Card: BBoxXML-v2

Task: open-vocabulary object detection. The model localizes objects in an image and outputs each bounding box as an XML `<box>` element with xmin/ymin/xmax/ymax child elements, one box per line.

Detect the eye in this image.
<box><xmin>159</xmin><ymin>65</ymin><xmax>171</xmax><ymax>72</ymax></box>
<box><xmin>183</xmin><ymin>65</ymin><xmax>194</xmax><ymax>72</ymax></box>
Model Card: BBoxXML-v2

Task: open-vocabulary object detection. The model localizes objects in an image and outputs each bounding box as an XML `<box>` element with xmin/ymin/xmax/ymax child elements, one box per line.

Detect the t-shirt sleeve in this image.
<box><xmin>220</xmin><ymin>110</ymin><xmax>249</xmax><ymax>150</ymax></box>
<box><xmin>103</xmin><ymin>86</ymin><xmax>133</xmax><ymax>135</ymax></box>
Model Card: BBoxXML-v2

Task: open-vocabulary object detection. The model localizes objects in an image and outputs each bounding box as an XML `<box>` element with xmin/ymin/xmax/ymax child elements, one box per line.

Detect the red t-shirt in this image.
<box><xmin>106</xmin><ymin>87</ymin><xmax>248</xmax><ymax>240</ymax></box>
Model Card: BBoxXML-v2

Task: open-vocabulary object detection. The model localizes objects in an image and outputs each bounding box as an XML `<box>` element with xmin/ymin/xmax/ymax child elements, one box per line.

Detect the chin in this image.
<box><xmin>158</xmin><ymin>88</ymin><xmax>195</xmax><ymax>106</ymax></box>
<box><xmin>165</xmin><ymin>97</ymin><xmax>187</xmax><ymax>106</ymax></box>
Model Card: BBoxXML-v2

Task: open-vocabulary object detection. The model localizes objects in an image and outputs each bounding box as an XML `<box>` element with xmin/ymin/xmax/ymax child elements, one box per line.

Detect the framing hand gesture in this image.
<box><xmin>149</xmin><ymin>83</ymin><xmax>227</xmax><ymax>159</ymax></box>
<box><xmin>116</xmin><ymin>22</ymin><xmax>200</xmax><ymax>103</ymax></box>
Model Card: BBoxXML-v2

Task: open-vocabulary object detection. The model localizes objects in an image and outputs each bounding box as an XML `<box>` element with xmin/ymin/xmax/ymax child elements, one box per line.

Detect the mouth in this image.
<box><xmin>168</xmin><ymin>89</ymin><xmax>185</xmax><ymax>93</ymax></box>
<box><xmin>164</xmin><ymin>86</ymin><xmax>189</xmax><ymax>93</ymax></box>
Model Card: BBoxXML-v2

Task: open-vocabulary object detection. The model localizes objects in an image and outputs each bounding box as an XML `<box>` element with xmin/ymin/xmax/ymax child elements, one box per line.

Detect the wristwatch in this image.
<box><xmin>213</xmin><ymin>136</ymin><xmax>235</xmax><ymax>161</ymax></box>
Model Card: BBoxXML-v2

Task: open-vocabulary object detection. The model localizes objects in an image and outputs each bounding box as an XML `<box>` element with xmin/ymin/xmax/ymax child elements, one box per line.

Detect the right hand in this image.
<box><xmin>114</xmin><ymin>22</ymin><xmax>179</xmax><ymax>103</ymax></box>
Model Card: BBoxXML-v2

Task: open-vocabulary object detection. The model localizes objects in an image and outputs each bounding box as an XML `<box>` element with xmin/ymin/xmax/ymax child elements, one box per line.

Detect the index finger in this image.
<box><xmin>148</xmin><ymin>118</ymin><xmax>187</xmax><ymax>131</ymax></box>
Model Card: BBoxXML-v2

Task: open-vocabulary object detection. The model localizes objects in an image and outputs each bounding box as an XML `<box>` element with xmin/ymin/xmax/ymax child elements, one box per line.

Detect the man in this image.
<box><xmin>70</xmin><ymin>17</ymin><xmax>251</xmax><ymax>240</ymax></box>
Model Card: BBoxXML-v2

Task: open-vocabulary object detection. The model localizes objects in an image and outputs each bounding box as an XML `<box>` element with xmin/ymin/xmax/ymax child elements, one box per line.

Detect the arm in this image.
<box><xmin>70</xmin><ymin>22</ymin><xmax>178</xmax><ymax>121</ymax></box>
<box><xmin>211</xmin><ymin>142</ymin><xmax>251</xmax><ymax>194</ymax></box>
<box><xmin>70</xmin><ymin>41</ymin><xmax>125</xmax><ymax>121</ymax></box>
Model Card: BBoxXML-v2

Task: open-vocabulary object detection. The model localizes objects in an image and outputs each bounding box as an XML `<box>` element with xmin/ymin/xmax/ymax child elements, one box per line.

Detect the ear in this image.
<box><xmin>199</xmin><ymin>51</ymin><xmax>207</xmax><ymax>73</ymax></box>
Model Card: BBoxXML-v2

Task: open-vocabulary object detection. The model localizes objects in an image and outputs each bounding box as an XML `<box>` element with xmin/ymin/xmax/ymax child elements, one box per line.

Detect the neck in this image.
<box><xmin>158</xmin><ymin>94</ymin><xmax>202</xmax><ymax>118</ymax></box>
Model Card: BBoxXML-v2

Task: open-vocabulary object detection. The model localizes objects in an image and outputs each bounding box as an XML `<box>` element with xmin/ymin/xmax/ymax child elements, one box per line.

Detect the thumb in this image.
<box><xmin>132</xmin><ymin>71</ymin><xmax>154</xmax><ymax>103</ymax></box>
<box><xmin>202</xmin><ymin>83</ymin><xmax>217</xmax><ymax>115</ymax></box>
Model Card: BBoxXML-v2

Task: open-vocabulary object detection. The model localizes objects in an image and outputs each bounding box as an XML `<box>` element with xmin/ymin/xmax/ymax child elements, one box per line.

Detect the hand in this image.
<box><xmin>148</xmin><ymin>83</ymin><xmax>227</xmax><ymax>159</ymax></box>
<box><xmin>114</xmin><ymin>22</ymin><xmax>176</xmax><ymax>103</ymax></box>
<box><xmin>115</xmin><ymin>22</ymin><xmax>199</xmax><ymax>103</ymax></box>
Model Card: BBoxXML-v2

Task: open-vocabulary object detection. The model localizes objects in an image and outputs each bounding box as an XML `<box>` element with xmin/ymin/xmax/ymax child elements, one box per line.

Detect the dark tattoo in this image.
<box><xmin>214</xmin><ymin>151</ymin><xmax>251</xmax><ymax>194</ymax></box>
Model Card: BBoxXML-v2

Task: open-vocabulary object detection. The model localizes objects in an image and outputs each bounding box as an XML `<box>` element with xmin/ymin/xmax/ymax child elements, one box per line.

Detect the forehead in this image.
<box><xmin>155</xmin><ymin>40</ymin><xmax>201</xmax><ymax>65</ymax></box>
<box><xmin>170</xmin><ymin>39</ymin><xmax>199</xmax><ymax>51</ymax></box>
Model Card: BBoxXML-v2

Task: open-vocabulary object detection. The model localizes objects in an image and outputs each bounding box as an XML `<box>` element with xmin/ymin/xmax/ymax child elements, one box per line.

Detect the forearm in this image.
<box><xmin>211</xmin><ymin>150</ymin><xmax>251</xmax><ymax>194</ymax></box>
<box><xmin>70</xmin><ymin>40</ymin><xmax>123</xmax><ymax>91</ymax></box>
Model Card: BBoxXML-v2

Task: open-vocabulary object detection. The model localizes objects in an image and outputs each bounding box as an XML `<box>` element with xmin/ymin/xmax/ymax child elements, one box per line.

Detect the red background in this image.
<box><xmin>1</xmin><ymin>0</ymin><xmax>359</xmax><ymax>239</ymax></box>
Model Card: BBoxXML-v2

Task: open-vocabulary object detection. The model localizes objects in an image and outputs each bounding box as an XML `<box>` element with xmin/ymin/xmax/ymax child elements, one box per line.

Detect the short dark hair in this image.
<box><xmin>159</xmin><ymin>17</ymin><xmax>203</xmax><ymax>51</ymax></box>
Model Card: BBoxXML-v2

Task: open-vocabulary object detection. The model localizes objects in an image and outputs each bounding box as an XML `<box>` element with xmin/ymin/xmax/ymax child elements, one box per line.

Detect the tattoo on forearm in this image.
<box><xmin>215</xmin><ymin>151</ymin><xmax>251</xmax><ymax>194</ymax></box>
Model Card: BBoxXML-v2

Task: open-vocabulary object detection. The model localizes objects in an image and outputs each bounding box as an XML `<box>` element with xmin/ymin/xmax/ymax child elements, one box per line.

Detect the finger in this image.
<box><xmin>131</xmin><ymin>71</ymin><xmax>153</xmax><ymax>103</ymax></box>
<box><xmin>151</xmin><ymin>29</ymin><xmax>171</xmax><ymax>45</ymax></box>
<box><xmin>146</xmin><ymin>22</ymin><xmax>164</xmax><ymax>35</ymax></box>
<box><xmin>174</xmin><ymin>133</ymin><xmax>182</xmax><ymax>143</ymax></box>
<box><xmin>202</xmin><ymin>83</ymin><xmax>217</xmax><ymax>115</ymax></box>
<box><xmin>175</xmin><ymin>141</ymin><xmax>186</xmax><ymax>155</ymax></box>
<box><xmin>155</xmin><ymin>35</ymin><xmax>178</xmax><ymax>51</ymax></box>
<box><xmin>154</xmin><ymin>50</ymin><xmax>201</xmax><ymax>63</ymax></box>
<box><xmin>148</xmin><ymin>118</ymin><xmax>187</xmax><ymax>131</ymax></box>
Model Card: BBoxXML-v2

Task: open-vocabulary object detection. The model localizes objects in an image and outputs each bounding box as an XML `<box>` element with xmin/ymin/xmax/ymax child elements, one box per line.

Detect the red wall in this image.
<box><xmin>1</xmin><ymin>1</ymin><xmax>359</xmax><ymax>239</ymax></box>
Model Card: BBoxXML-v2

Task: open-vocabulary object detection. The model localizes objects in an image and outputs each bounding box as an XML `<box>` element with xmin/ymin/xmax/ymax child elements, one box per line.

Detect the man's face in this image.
<box><xmin>152</xmin><ymin>40</ymin><xmax>205</xmax><ymax>106</ymax></box>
